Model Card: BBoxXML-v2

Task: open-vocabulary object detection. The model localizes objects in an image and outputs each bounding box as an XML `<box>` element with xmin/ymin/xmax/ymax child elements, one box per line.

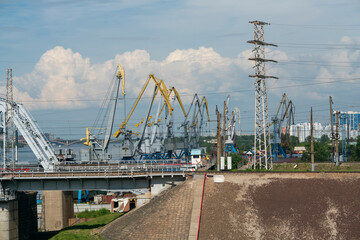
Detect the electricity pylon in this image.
<box><xmin>247</xmin><ymin>21</ymin><xmax>278</xmax><ymax>170</ymax></box>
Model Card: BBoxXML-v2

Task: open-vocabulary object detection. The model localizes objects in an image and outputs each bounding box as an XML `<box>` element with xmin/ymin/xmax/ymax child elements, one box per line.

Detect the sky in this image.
<box><xmin>1</xmin><ymin>0</ymin><xmax>360</xmax><ymax>139</ymax></box>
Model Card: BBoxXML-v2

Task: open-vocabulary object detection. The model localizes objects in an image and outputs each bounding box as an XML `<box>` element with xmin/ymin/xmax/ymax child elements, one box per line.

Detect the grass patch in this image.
<box><xmin>50</xmin><ymin>212</ymin><xmax>123</xmax><ymax>240</ymax></box>
<box><xmin>232</xmin><ymin>162</ymin><xmax>360</xmax><ymax>172</ymax></box>
<box><xmin>75</xmin><ymin>208</ymin><xmax>110</xmax><ymax>218</ymax></box>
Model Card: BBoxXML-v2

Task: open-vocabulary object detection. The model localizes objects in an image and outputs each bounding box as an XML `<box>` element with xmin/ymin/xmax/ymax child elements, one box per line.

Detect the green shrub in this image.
<box><xmin>75</xmin><ymin>208</ymin><xmax>110</xmax><ymax>218</ymax></box>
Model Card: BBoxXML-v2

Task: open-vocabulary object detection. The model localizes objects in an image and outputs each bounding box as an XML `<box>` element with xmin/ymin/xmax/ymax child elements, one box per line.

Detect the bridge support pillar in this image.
<box><xmin>42</xmin><ymin>191</ymin><xmax>74</xmax><ymax>231</ymax></box>
<box><xmin>0</xmin><ymin>198</ymin><xmax>18</xmax><ymax>240</ymax></box>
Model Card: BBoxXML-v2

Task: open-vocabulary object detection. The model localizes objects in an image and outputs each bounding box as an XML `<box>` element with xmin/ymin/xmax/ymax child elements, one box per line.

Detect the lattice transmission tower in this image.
<box><xmin>247</xmin><ymin>21</ymin><xmax>278</xmax><ymax>169</ymax></box>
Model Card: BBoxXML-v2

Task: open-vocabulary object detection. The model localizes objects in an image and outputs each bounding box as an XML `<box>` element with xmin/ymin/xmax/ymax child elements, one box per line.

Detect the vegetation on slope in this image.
<box><xmin>50</xmin><ymin>211</ymin><xmax>122</xmax><ymax>240</ymax></box>
<box><xmin>75</xmin><ymin>208</ymin><xmax>110</xmax><ymax>218</ymax></box>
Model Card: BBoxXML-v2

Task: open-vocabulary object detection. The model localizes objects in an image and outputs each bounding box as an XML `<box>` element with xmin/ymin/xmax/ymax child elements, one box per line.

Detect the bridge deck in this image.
<box><xmin>0</xmin><ymin>169</ymin><xmax>187</xmax><ymax>192</ymax></box>
<box><xmin>0</xmin><ymin>171</ymin><xmax>185</xmax><ymax>179</ymax></box>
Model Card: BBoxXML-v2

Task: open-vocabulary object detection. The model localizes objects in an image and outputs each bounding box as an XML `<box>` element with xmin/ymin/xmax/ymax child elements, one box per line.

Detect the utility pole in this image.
<box><xmin>335</xmin><ymin>111</ymin><xmax>339</xmax><ymax>166</ymax></box>
<box><xmin>216</xmin><ymin>106</ymin><xmax>221</xmax><ymax>171</ymax></box>
<box><xmin>248</xmin><ymin>20</ymin><xmax>277</xmax><ymax>170</ymax></box>
<box><xmin>222</xmin><ymin>101</ymin><xmax>226</xmax><ymax>157</ymax></box>
<box><xmin>311</xmin><ymin>107</ymin><xmax>314</xmax><ymax>171</ymax></box>
<box><xmin>347</xmin><ymin>122</ymin><xmax>350</xmax><ymax>145</ymax></box>
<box><xmin>329</xmin><ymin>96</ymin><xmax>335</xmax><ymax>162</ymax></box>
<box><xmin>342</xmin><ymin>117</ymin><xmax>347</xmax><ymax>162</ymax></box>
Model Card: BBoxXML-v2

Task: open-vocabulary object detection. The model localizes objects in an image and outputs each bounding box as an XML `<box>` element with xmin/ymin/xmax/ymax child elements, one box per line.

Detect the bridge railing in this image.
<box><xmin>0</xmin><ymin>159</ymin><xmax>192</xmax><ymax>177</ymax></box>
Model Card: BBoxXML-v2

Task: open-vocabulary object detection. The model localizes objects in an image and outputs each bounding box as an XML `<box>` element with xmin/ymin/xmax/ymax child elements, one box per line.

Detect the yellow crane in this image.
<box><xmin>113</xmin><ymin>74</ymin><xmax>173</xmax><ymax>138</ymax></box>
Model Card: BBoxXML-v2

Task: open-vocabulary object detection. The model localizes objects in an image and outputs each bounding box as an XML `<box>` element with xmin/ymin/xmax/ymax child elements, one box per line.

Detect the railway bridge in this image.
<box><xmin>0</xmin><ymin>164</ymin><xmax>187</xmax><ymax>240</ymax></box>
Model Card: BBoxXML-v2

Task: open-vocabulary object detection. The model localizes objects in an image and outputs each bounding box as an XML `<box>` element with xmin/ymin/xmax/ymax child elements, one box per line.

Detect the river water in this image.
<box><xmin>15</xmin><ymin>142</ymin><xmax>124</xmax><ymax>164</ymax></box>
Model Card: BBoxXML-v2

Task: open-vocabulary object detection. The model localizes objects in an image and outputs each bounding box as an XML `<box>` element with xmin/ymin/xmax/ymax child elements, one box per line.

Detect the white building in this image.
<box><xmin>290</xmin><ymin>122</ymin><xmax>359</xmax><ymax>142</ymax></box>
<box><xmin>290</xmin><ymin>122</ymin><xmax>324</xmax><ymax>142</ymax></box>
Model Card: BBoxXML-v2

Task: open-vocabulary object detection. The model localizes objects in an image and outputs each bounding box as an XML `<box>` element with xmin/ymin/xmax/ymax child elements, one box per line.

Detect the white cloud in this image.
<box><xmin>13</xmin><ymin>37</ymin><xmax>360</xmax><ymax>117</ymax></box>
<box><xmin>313</xmin><ymin>36</ymin><xmax>360</xmax><ymax>90</ymax></box>
<box><xmin>15</xmin><ymin>46</ymin><xmax>282</xmax><ymax>109</ymax></box>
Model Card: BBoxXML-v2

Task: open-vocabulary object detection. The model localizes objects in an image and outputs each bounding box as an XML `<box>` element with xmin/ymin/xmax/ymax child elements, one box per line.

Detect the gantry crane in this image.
<box><xmin>271</xmin><ymin>93</ymin><xmax>295</xmax><ymax>162</ymax></box>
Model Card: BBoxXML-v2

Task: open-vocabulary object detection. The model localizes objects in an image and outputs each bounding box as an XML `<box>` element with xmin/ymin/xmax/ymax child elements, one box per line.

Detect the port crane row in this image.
<box><xmin>80</xmin><ymin>65</ymin><xmax>210</xmax><ymax>163</ymax></box>
<box><xmin>0</xmin><ymin>65</ymin><xmax>292</xmax><ymax>173</ymax></box>
<box><xmin>0</xmin><ymin>65</ymin><xmax>212</xmax><ymax>172</ymax></box>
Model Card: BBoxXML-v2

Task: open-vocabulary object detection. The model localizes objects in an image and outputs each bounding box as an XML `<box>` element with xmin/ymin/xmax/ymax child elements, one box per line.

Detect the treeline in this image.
<box><xmin>200</xmin><ymin>134</ymin><xmax>360</xmax><ymax>162</ymax></box>
<box><xmin>301</xmin><ymin>134</ymin><xmax>360</xmax><ymax>162</ymax></box>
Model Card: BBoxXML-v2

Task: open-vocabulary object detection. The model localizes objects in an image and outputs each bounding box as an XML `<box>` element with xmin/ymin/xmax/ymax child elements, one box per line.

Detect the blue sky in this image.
<box><xmin>1</xmin><ymin>0</ymin><xmax>360</xmax><ymax>139</ymax></box>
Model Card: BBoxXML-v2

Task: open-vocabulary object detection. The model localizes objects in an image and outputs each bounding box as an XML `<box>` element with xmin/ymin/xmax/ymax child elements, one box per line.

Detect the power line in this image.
<box><xmin>272</xmin><ymin>23</ymin><xmax>360</xmax><ymax>30</ymax></box>
<box><xmin>12</xmin><ymin>76</ymin><xmax>360</xmax><ymax>104</ymax></box>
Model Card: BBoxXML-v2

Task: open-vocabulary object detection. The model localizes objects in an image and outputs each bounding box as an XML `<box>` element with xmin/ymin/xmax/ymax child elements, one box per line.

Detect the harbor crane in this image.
<box><xmin>142</xmin><ymin>87</ymin><xmax>187</xmax><ymax>159</ymax></box>
<box><xmin>178</xmin><ymin>94</ymin><xmax>210</xmax><ymax>159</ymax></box>
<box><xmin>81</xmin><ymin>64</ymin><xmax>125</xmax><ymax>161</ymax></box>
<box><xmin>271</xmin><ymin>93</ymin><xmax>295</xmax><ymax>162</ymax></box>
<box><xmin>225</xmin><ymin>107</ymin><xmax>240</xmax><ymax>154</ymax></box>
<box><xmin>113</xmin><ymin>74</ymin><xmax>173</xmax><ymax>159</ymax></box>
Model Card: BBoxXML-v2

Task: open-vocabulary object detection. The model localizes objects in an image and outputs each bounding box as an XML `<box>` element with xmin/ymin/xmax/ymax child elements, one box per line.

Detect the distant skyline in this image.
<box><xmin>1</xmin><ymin>0</ymin><xmax>360</xmax><ymax>139</ymax></box>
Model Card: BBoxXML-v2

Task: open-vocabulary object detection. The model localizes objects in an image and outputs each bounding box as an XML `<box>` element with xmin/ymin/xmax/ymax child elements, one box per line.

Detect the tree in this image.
<box><xmin>301</xmin><ymin>141</ymin><xmax>330</xmax><ymax>162</ymax></box>
<box><xmin>320</xmin><ymin>134</ymin><xmax>330</xmax><ymax>143</ymax></box>
<box><xmin>230</xmin><ymin>153</ymin><xmax>245</xmax><ymax>169</ymax></box>
<box><xmin>290</xmin><ymin>136</ymin><xmax>299</xmax><ymax>148</ymax></box>
<box><xmin>352</xmin><ymin>136</ymin><xmax>360</xmax><ymax>161</ymax></box>
<box><xmin>234</xmin><ymin>135</ymin><xmax>254</xmax><ymax>153</ymax></box>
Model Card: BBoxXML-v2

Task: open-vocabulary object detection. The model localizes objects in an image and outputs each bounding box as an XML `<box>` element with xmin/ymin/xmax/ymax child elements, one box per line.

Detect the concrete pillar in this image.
<box><xmin>42</xmin><ymin>191</ymin><xmax>74</xmax><ymax>231</ymax></box>
<box><xmin>18</xmin><ymin>191</ymin><xmax>37</xmax><ymax>240</ymax></box>
<box><xmin>0</xmin><ymin>199</ymin><xmax>18</xmax><ymax>240</ymax></box>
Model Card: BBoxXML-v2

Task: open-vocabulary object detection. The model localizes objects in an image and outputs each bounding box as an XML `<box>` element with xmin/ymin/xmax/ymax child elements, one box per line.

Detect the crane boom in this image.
<box><xmin>194</xmin><ymin>96</ymin><xmax>210</xmax><ymax>123</ymax></box>
<box><xmin>103</xmin><ymin>64</ymin><xmax>124</xmax><ymax>150</ymax></box>
<box><xmin>201</xmin><ymin>96</ymin><xmax>210</xmax><ymax>122</ymax></box>
<box><xmin>156</xmin><ymin>87</ymin><xmax>187</xmax><ymax>121</ymax></box>
<box><xmin>113</xmin><ymin>74</ymin><xmax>173</xmax><ymax>138</ymax></box>
<box><xmin>170</xmin><ymin>87</ymin><xmax>187</xmax><ymax>118</ymax></box>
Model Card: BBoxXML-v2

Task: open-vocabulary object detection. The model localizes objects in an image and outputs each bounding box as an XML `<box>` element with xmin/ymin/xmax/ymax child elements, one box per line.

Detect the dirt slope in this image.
<box><xmin>199</xmin><ymin>173</ymin><xmax>360</xmax><ymax>240</ymax></box>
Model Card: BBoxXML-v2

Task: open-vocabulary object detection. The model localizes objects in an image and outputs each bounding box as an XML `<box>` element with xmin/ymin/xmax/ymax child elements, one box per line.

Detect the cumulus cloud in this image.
<box><xmin>313</xmin><ymin>36</ymin><xmax>360</xmax><ymax>90</ymax></box>
<box><xmin>13</xmin><ymin>38</ymin><xmax>360</xmax><ymax>115</ymax></box>
<box><xmin>15</xmin><ymin>46</ymin><xmax>285</xmax><ymax>110</ymax></box>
